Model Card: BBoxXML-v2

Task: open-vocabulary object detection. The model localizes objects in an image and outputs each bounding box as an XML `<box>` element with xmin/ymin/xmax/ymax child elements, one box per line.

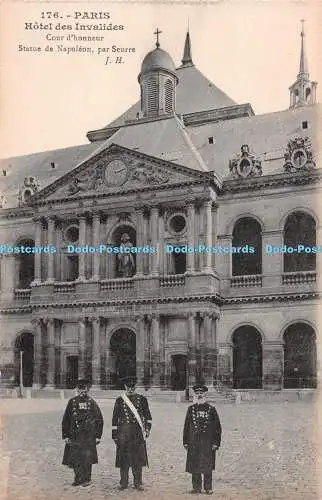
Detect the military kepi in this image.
<box><xmin>122</xmin><ymin>376</ymin><xmax>137</xmax><ymax>388</ymax></box>
<box><xmin>192</xmin><ymin>382</ymin><xmax>208</xmax><ymax>393</ymax></box>
<box><xmin>76</xmin><ymin>378</ymin><xmax>91</xmax><ymax>389</ymax></box>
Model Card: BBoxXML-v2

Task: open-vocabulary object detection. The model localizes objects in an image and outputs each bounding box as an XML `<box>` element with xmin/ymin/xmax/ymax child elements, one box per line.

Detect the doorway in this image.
<box><xmin>15</xmin><ymin>332</ymin><xmax>34</xmax><ymax>387</ymax></box>
<box><xmin>110</xmin><ymin>329</ymin><xmax>136</xmax><ymax>388</ymax></box>
<box><xmin>171</xmin><ymin>354</ymin><xmax>187</xmax><ymax>390</ymax></box>
<box><xmin>66</xmin><ymin>356</ymin><xmax>78</xmax><ymax>389</ymax></box>
<box><xmin>283</xmin><ymin>323</ymin><xmax>317</xmax><ymax>388</ymax></box>
<box><xmin>233</xmin><ymin>326</ymin><xmax>262</xmax><ymax>389</ymax></box>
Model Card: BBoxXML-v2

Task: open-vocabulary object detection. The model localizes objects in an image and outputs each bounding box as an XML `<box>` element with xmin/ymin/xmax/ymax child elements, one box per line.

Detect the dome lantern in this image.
<box><xmin>138</xmin><ymin>29</ymin><xmax>178</xmax><ymax>118</ymax></box>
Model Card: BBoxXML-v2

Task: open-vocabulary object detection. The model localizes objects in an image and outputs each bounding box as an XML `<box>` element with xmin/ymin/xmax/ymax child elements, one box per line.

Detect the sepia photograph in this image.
<box><xmin>0</xmin><ymin>1</ymin><xmax>321</xmax><ymax>499</ymax></box>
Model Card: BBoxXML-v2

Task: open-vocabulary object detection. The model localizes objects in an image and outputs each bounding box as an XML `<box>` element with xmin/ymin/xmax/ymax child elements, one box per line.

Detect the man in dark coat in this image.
<box><xmin>112</xmin><ymin>376</ymin><xmax>152</xmax><ymax>491</ymax></box>
<box><xmin>183</xmin><ymin>382</ymin><xmax>222</xmax><ymax>494</ymax></box>
<box><xmin>62</xmin><ymin>379</ymin><xmax>104</xmax><ymax>486</ymax></box>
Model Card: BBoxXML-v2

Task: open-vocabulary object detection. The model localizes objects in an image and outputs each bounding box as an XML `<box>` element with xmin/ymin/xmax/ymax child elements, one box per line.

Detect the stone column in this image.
<box><xmin>211</xmin><ymin>204</ymin><xmax>218</xmax><ymax>271</ymax></box>
<box><xmin>158</xmin><ymin>208</ymin><xmax>165</xmax><ymax>275</ymax></box>
<box><xmin>203</xmin><ymin>313</ymin><xmax>213</xmax><ymax>387</ymax></box>
<box><xmin>262</xmin><ymin>230</ymin><xmax>284</xmax><ymax>288</ymax></box>
<box><xmin>211</xmin><ymin>314</ymin><xmax>219</xmax><ymax>386</ymax></box>
<box><xmin>150</xmin><ymin>206</ymin><xmax>159</xmax><ymax>276</ymax></box>
<box><xmin>77</xmin><ymin>215</ymin><xmax>86</xmax><ymax>281</ymax></box>
<box><xmin>102</xmin><ymin>319</ymin><xmax>108</xmax><ymax>387</ymax></box>
<box><xmin>78</xmin><ymin>318</ymin><xmax>86</xmax><ymax>378</ymax></box>
<box><xmin>46</xmin><ymin>318</ymin><xmax>55</xmax><ymax>388</ymax></box>
<box><xmin>92</xmin><ymin>212</ymin><xmax>101</xmax><ymax>280</ymax></box>
<box><xmin>202</xmin><ymin>200</ymin><xmax>213</xmax><ymax>272</ymax></box>
<box><xmin>262</xmin><ymin>342</ymin><xmax>284</xmax><ymax>389</ymax></box>
<box><xmin>186</xmin><ymin>201</ymin><xmax>196</xmax><ymax>272</ymax></box>
<box><xmin>91</xmin><ymin>317</ymin><xmax>101</xmax><ymax>388</ymax></box>
<box><xmin>33</xmin><ymin>217</ymin><xmax>42</xmax><ymax>284</ymax></box>
<box><xmin>32</xmin><ymin>318</ymin><xmax>42</xmax><ymax>388</ymax></box>
<box><xmin>136</xmin><ymin>315</ymin><xmax>145</xmax><ymax>386</ymax></box>
<box><xmin>46</xmin><ymin>217</ymin><xmax>55</xmax><ymax>282</ymax></box>
<box><xmin>1</xmin><ymin>254</ymin><xmax>15</xmax><ymax>301</ymax></box>
<box><xmin>151</xmin><ymin>313</ymin><xmax>160</xmax><ymax>386</ymax></box>
<box><xmin>135</xmin><ymin>207</ymin><xmax>144</xmax><ymax>276</ymax></box>
<box><xmin>143</xmin><ymin>211</ymin><xmax>149</xmax><ymax>274</ymax></box>
<box><xmin>187</xmin><ymin>312</ymin><xmax>197</xmax><ymax>387</ymax></box>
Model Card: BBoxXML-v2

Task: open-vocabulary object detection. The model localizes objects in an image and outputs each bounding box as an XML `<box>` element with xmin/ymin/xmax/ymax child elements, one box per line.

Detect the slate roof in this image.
<box><xmin>189</xmin><ymin>104</ymin><xmax>321</xmax><ymax>181</ymax></box>
<box><xmin>0</xmin><ymin>143</ymin><xmax>101</xmax><ymax>208</ymax></box>
<box><xmin>1</xmin><ymin>104</ymin><xmax>320</xmax><ymax>208</ymax></box>
<box><xmin>0</xmin><ymin>115</ymin><xmax>211</xmax><ymax>208</ymax></box>
<box><xmin>100</xmin><ymin>64</ymin><xmax>236</xmax><ymax>130</ymax></box>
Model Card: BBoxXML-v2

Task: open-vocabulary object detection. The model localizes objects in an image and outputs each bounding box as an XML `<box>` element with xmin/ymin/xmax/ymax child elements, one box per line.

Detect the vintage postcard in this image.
<box><xmin>0</xmin><ymin>0</ymin><xmax>321</xmax><ymax>499</ymax></box>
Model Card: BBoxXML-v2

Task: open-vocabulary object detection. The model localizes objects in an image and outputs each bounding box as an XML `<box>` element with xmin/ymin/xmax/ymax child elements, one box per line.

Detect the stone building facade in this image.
<box><xmin>0</xmin><ymin>26</ymin><xmax>320</xmax><ymax>392</ymax></box>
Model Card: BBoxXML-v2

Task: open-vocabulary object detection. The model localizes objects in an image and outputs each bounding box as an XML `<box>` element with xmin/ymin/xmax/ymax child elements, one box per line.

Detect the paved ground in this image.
<box><xmin>0</xmin><ymin>399</ymin><xmax>320</xmax><ymax>500</ymax></box>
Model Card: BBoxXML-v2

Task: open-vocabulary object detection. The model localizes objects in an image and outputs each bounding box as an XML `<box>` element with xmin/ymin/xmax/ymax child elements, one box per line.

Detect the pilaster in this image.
<box><xmin>91</xmin><ymin>317</ymin><xmax>101</xmax><ymax>388</ymax></box>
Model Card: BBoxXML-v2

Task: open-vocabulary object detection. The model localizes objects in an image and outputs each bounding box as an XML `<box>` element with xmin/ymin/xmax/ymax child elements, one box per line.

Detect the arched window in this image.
<box><xmin>283</xmin><ymin>211</ymin><xmax>316</xmax><ymax>272</ymax></box>
<box><xmin>16</xmin><ymin>239</ymin><xmax>35</xmax><ymax>288</ymax></box>
<box><xmin>232</xmin><ymin>218</ymin><xmax>262</xmax><ymax>276</ymax></box>
<box><xmin>295</xmin><ymin>89</ymin><xmax>299</xmax><ymax>103</ymax></box>
<box><xmin>305</xmin><ymin>87</ymin><xmax>311</xmax><ymax>103</ymax></box>
<box><xmin>165</xmin><ymin>79</ymin><xmax>173</xmax><ymax>113</ymax></box>
<box><xmin>147</xmin><ymin>78</ymin><xmax>158</xmax><ymax>114</ymax></box>
<box><xmin>66</xmin><ymin>255</ymin><xmax>79</xmax><ymax>281</ymax></box>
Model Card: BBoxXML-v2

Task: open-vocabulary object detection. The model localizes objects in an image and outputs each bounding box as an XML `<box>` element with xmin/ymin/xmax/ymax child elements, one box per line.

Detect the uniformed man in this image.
<box><xmin>112</xmin><ymin>376</ymin><xmax>152</xmax><ymax>491</ymax></box>
<box><xmin>62</xmin><ymin>379</ymin><xmax>104</xmax><ymax>487</ymax></box>
<box><xmin>183</xmin><ymin>382</ymin><xmax>222</xmax><ymax>494</ymax></box>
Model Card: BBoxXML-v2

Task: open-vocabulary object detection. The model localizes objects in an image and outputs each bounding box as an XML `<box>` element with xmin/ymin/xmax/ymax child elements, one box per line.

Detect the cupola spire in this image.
<box><xmin>181</xmin><ymin>30</ymin><xmax>193</xmax><ymax>67</ymax></box>
<box><xmin>289</xmin><ymin>21</ymin><xmax>317</xmax><ymax>108</ymax></box>
<box><xmin>298</xmin><ymin>19</ymin><xmax>309</xmax><ymax>78</ymax></box>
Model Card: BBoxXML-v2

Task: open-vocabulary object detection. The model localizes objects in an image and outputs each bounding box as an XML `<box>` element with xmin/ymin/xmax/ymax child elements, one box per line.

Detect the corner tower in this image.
<box><xmin>289</xmin><ymin>20</ymin><xmax>317</xmax><ymax>108</ymax></box>
<box><xmin>138</xmin><ymin>28</ymin><xmax>178</xmax><ymax>118</ymax></box>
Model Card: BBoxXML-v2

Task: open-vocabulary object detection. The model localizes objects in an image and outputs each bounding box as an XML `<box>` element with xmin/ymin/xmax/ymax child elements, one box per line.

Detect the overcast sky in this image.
<box><xmin>0</xmin><ymin>0</ymin><xmax>321</xmax><ymax>158</ymax></box>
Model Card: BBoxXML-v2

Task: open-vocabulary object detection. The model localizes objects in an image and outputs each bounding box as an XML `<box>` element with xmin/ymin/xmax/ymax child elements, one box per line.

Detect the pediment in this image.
<box><xmin>32</xmin><ymin>144</ymin><xmax>209</xmax><ymax>202</ymax></box>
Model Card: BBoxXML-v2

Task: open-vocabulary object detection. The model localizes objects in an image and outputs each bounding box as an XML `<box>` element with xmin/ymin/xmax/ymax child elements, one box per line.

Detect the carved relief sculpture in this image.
<box><xmin>18</xmin><ymin>176</ymin><xmax>41</xmax><ymax>205</ymax></box>
<box><xmin>0</xmin><ymin>193</ymin><xmax>7</xmax><ymax>208</ymax></box>
<box><xmin>229</xmin><ymin>145</ymin><xmax>262</xmax><ymax>179</ymax></box>
<box><xmin>283</xmin><ymin>137</ymin><xmax>316</xmax><ymax>173</ymax></box>
<box><xmin>65</xmin><ymin>156</ymin><xmax>170</xmax><ymax>196</ymax></box>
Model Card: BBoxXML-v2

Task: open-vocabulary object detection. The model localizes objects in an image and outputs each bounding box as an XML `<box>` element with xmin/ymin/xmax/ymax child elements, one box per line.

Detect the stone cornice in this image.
<box><xmin>222</xmin><ymin>169</ymin><xmax>322</xmax><ymax>193</ymax></box>
<box><xmin>0</xmin><ymin>291</ymin><xmax>318</xmax><ymax>314</ymax></box>
<box><xmin>0</xmin><ymin>294</ymin><xmax>223</xmax><ymax>313</ymax></box>
<box><xmin>224</xmin><ymin>292</ymin><xmax>319</xmax><ymax>304</ymax></box>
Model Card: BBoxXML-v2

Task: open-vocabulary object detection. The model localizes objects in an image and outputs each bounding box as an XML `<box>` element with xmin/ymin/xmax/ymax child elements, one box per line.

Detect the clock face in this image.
<box><xmin>105</xmin><ymin>159</ymin><xmax>128</xmax><ymax>186</ymax></box>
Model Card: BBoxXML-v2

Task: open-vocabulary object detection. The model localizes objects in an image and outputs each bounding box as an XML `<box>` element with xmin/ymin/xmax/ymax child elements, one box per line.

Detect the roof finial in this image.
<box><xmin>181</xmin><ymin>28</ymin><xmax>193</xmax><ymax>67</ymax></box>
<box><xmin>299</xmin><ymin>19</ymin><xmax>309</xmax><ymax>77</ymax></box>
<box><xmin>154</xmin><ymin>27</ymin><xmax>162</xmax><ymax>48</ymax></box>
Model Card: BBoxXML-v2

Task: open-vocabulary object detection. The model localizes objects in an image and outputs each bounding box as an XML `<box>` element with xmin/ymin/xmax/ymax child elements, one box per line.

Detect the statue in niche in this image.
<box><xmin>117</xmin><ymin>233</ymin><xmax>136</xmax><ymax>277</ymax></box>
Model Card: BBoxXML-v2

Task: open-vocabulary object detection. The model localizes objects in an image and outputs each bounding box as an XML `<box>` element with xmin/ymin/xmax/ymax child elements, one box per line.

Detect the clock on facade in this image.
<box><xmin>105</xmin><ymin>159</ymin><xmax>129</xmax><ymax>186</ymax></box>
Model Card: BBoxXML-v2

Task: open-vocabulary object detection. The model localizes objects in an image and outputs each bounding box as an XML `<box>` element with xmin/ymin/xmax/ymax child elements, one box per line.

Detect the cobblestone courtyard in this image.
<box><xmin>0</xmin><ymin>399</ymin><xmax>320</xmax><ymax>500</ymax></box>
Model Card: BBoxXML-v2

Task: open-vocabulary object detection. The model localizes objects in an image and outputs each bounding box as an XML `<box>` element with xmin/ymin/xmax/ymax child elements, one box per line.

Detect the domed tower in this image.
<box><xmin>138</xmin><ymin>29</ymin><xmax>178</xmax><ymax>118</ymax></box>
